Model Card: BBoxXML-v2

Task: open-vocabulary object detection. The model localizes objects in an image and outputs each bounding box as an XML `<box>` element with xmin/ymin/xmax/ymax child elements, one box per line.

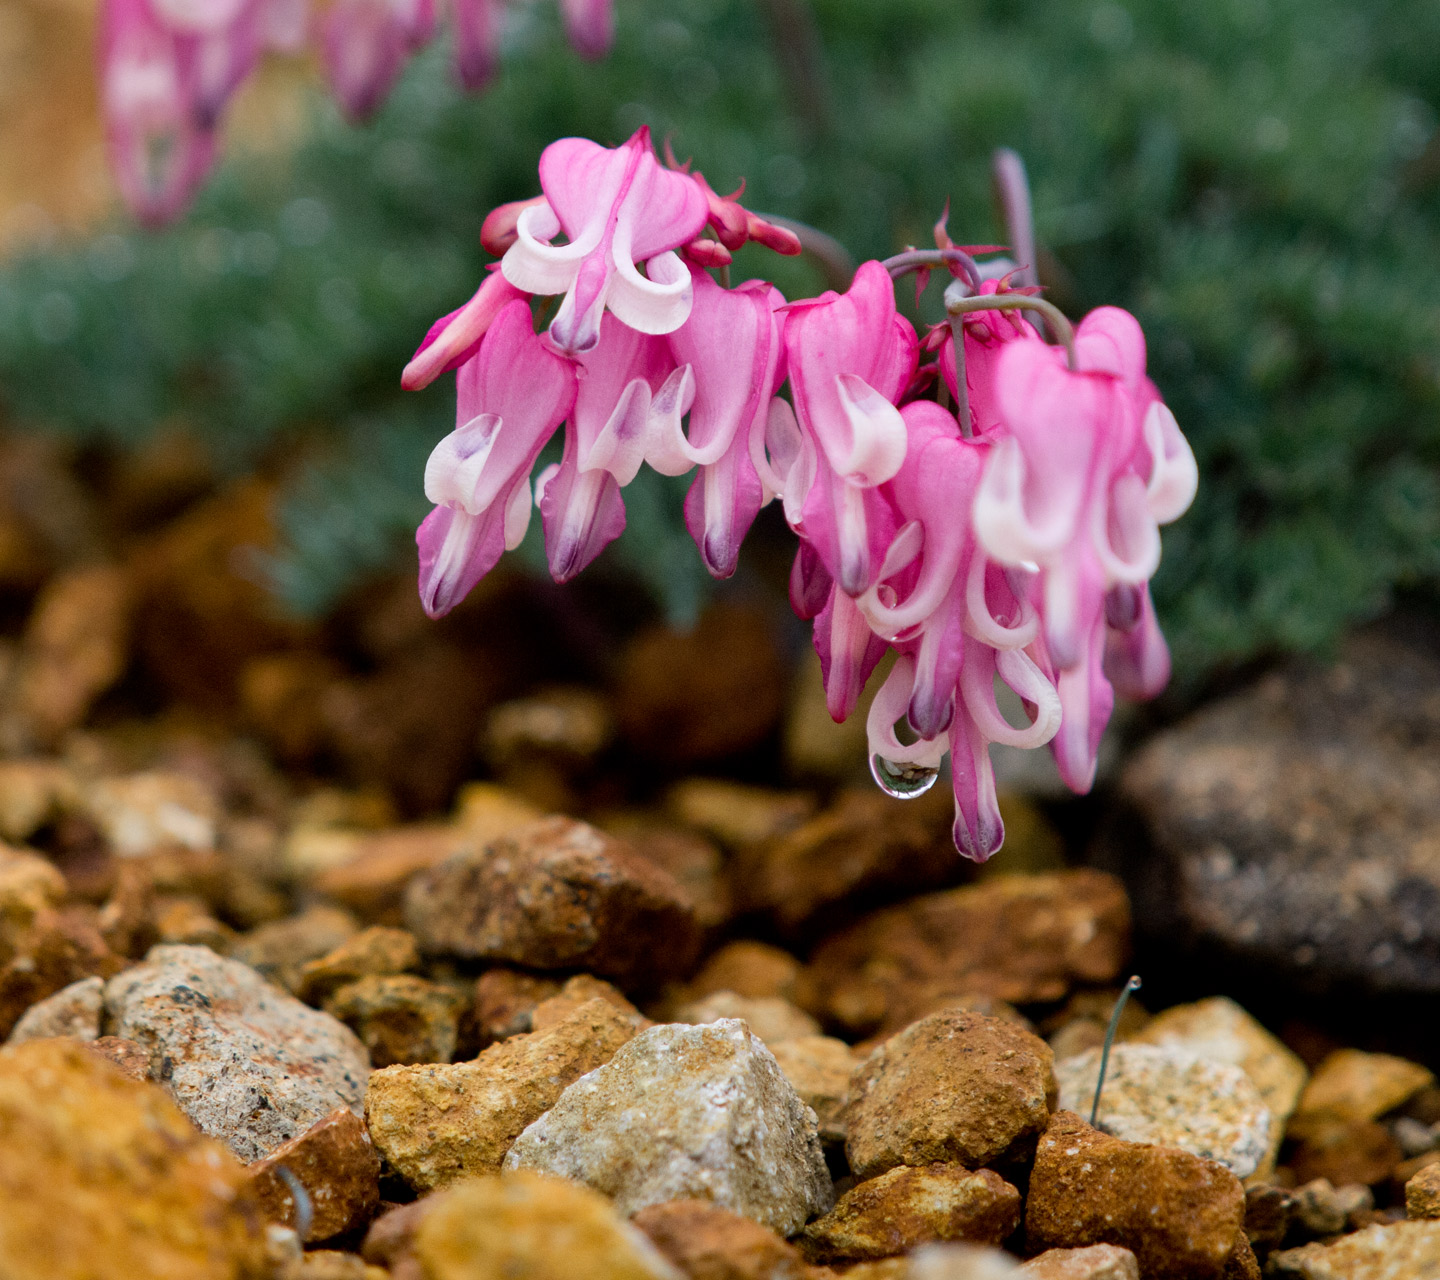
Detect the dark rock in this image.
<box><xmin>247</xmin><ymin>1107</ymin><xmax>381</xmax><ymax>1242</ymax></box>
<box><xmin>632</xmin><ymin>1199</ymin><xmax>811</xmax><ymax>1280</ymax></box>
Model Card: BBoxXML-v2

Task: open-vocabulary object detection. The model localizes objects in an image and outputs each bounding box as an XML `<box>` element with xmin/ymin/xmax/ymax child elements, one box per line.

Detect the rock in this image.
<box><xmin>799</xmin><ymin>1164</ymin><xmax>1022</xmax><ymax>1262</ymax></box>
<box><xmin>676</xmin><ymin>990</ymin><xmax>821</xmax><ymax>1045</ymax></box>
<box><xmin>1291</xmin><ymin>1050</ymin><xmax>1434</xmax><ymax>1137</ymax></box>
<box><xmin>365</xmin><ymin>996</ymin><xmax>639</xmax><ymax>1191</ymax></box>
<box><xmin>325</xmin><ymin>974</ymin><xmax>463</xmax><ymax>1066</ymax></box>
<box><xmin>296</xmin><ymin>926</ymin><xmax>420</xmax><ymax>1003</ymax></box>
<box><xmin>687</xmin><ymin>940</ymin><xmax>803</xmax><ymax>1003</ymax></box>
<box><xmin>1269</xmin><ymin>1219</ymin><xmax>1440</xmax><ymax>1278</ymax></box>
<box><xmin>85</xmin><ymin>770</ymin><xmax>218</xmax><ymax>857</ymax></box>
<box><xmin>415</xmin><ymin>1169</ymin><xmax>681</xmax><ymax>1280</ymax></box>
<box><xmin>312</xmin><ymin>825</ymin><xmax>476</xmax><ymax>925</ymax></box>
<box><xmin>1289</xmin><ymin>1178</ymin><xmax>1370</xmax><ymax>1236</ymax></box>
<box><xmin>665</xmin><ymin>779</ymin><xmax>817</xmax><ymax>850</ymax></box>
<box><xmin>1115</xmin><ymin>632</ymin><xmax>1440</xmax><ymax>997</ymax></box>
<box><xmin>505</xmin><ymin>1019</ymin><xmax>833</xmax><ymax>1235</ymax></box>
<box><xmin>230</xmin><ymin>905</ymin><xmax>359</xmax><ymax>994</ymax></box>
<box><xmin>769</xmin><ymin>1035</ymin><xmax>858</xmax><ymax>1144</ymax></box>
<box><xmin>1409</xmin><ymin>1162</ymin><xmax>1440</xmax><ymax>1218</ymax></box>
<box><xmin>1025</xmin><ymin>1110</ymin><xmax>1246</xmax><ymax>1280</ymax></box>
<box><xmin>405</xmin><ymin>817</ymin><xmax>702</xmax><ymax>988</ymax></box>
<box><xmin>615</xmin><ymin>603</ymin><xmax>785</xmax><ymax>765</ymax></box>
<box><xmin>6</xmin><ymin>972</ymin><xmax>103</xmax><ymax>1042</ymax></box>
<box><xmin>281</xmin><ymin>1251</ymin><xmax>388</xmax><ymax>1280</ymax></box>
<box><xmin>632</xmin><ymin>1199</ymin><xmax>811</xmax><ymax>1280</ymax></box>
<box><xmin>451</xmin><ymin>782</ymin><xmax>548</xmax><ymax>842</ymax></box>
<box><xmin>1392</xmin><ymin>1116</ymin><xmax>1436</xmax><ymax>1157</ymax></box>
<box><xmin>0</xmin><ymin>905</ymin><xmax>120</xmax><ymax>1038</ymax></box>
<box><xmin>0</xmin><ymin>1037</ymin><xmax>268</xmax><ymax>1279</ymax></box>
<box><xmin>1130</xmin><ymin>996</ymin><xmax>1306</xmax><ymax>1174</ymax></box>
<box><xmin>470</xmin><ymin>968</ymin><xmax>562</xmax><ymax>1044</ymax></box>
<box><xmin>1289</xmin><ymin>1118</ymin><xmax>1403</xmax><ymax>1187</ymax></box>
<box><xmin>605</xmin><ymin>819</ymin><xmax>733</xmax><ymax>933</ymax></box>
<box><xmin>87</xmin><ymin>1034</ymin><xmax>151</xmax><ymax>1080</ymax></box>
<box><xmin>0</xmin><ymin>842</ymin><xmax>67</xmax><ymax>931</ymax></box>
<box><xmin>247</xmin><ymin>1107</ymin><xmax>381</xmax><ymax>1242</ymax></box>
<box><xmin>153</xmin><ymin>893</ymin><xmax>234</xmax><ymax>950</ymax></box>
<box><xmin>731</xmin><ymin>787</ymin><xmax>959</xmax><ymax>938</ymax></box>
<box><xmin>530</xmin><ymin>974</ymin><xmax>649</xmax><ymax>1033</ymax></box>
<box><xmin>484</xmin><ymin>687</ymin><xmax>614</xmax><ymax>770</ymax></box>
<box><xmin>801</xmin><ymin>872</ymin><xmax>1130</xmax><ymax>1039</ymax></box>
<box><xmin>1054</xmin><ymin>1044</ymin><xmax>1272</xmax><ymax>1178</ymax></box>
<box><xmin>361</xmin><ymin>1200</ymin><xmax>430</xmax><ymax>1271</ymax></box>
<box><xmin>0</xmin><ymin>759</ymin><xmax>80</xmax><ymax>842</ymax></box>
<box><xmin>1020</xmin><ymin>1246</ymin><xmax>1140</xmax><ymax>1280</ymax></box>
<box><xmin>104</xmin><ymin>944</ymin><xmax>370</xmax><ymax>1162</ymax></box>
<box><xmin>907</xmin><ymin>1244</ymin><xmax>1021</xmax><ymax>1279</ymax></box>
<box><xmin>1243</xmin><ymin>1183</ymin><xmax>1296</xmax><ymax>1249</ymax></box>
<box><xmin>844</xmin><ymin>1009</ymin><xmax>1055</xmax><ymax>1180</ymax></box>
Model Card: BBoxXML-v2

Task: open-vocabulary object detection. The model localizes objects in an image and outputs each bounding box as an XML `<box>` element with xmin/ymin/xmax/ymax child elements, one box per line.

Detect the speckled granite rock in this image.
<box><xmin>104</xmin><ymin>944</ymin><xmax>369</xmax><ymax>1161</ymax></box>
<box><xmin>505</xmin><ymin>1019</ymin><xmax>832</xmax><ymax>1236</ymax></box>
<box><xmin>1055</xmin><ymin>1044</ymin><xmax>1271</xmax><ymax>1177</ymax></box>
<box><xmin>1269</xmin><ymin>1219</ymin><xmax>1440</xmax><ymax>1278</ymax></box>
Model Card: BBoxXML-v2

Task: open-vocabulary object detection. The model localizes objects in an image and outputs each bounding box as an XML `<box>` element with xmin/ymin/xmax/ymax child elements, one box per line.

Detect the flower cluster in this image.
<box><xmin>407</xmin><ymin>131</ymin><xmax>1196</xmax><ymax>860</ymax></box>
<box><xmin>100</xmin><ymin>0</ymin><xmax>614</xmax><ymax>225</ymax></box>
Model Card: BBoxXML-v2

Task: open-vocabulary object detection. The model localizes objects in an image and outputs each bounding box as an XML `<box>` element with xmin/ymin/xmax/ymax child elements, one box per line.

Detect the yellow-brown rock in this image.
<box><xmin>1407</xmin><ymin>1160</ymin><xmax>1440</xmax><ymax>1218</ymax></box>
<box><xmin>632</xmin><ymin>1198</ymin><xmax>811</xmax><ymax>1280</ymax></box>
<box><xmin>297</xmin><ymin>926</ymin><xmax>420</xmax><ymax>1003</ymax></box>
<box><xmin>0</xmin><ymin>1037</ymin><xmax>268</xmax><ymax>1279</ymax></box>
<box><xmin>325</xmin><ymin>973</ymin><xmax>463</xmax><ymax>1066</ymax></box>
<box><xmin>1290</xmin><ymin>1050</ymin><xmax>1434</xmax><ymax>1139</ymax></box>
<box><xmin>247</xmin><ymin>1107</ymin><xmax>381</xmax><ymax>1242</ymax></box>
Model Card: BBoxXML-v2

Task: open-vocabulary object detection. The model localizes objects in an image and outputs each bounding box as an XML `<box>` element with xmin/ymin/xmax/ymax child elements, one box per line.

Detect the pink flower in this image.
<box><xmin>783</xmin><ymin>260</ymin><xmax>918</xmax><ymax>596</ymax></box>
<box><xmin>401</xmin><ymin>267</ymin><xmax>526</xmax><ymax>391</ymax></box>
<box><xmin>501</xmin><ymin>128</ymin><xmax>711</xmax><ymax>354</ymax></box>
<box><xmin>416</xmin><ymin>298</ymin><xmax>576</xmax><ymax>617</ymax></box>
<box><xmin>320</xmin><ymin>0</ymin><xmax>435</xmax><ymax>121</ymax></box>
<box><xmin>450</xmin><ymin>0</ymin><xmax>502</xmax><ymax>90</ymax></box>
<box><xmin>558</xmin><ymin>0</ymin><xmax>612</xmax><ymax>59</ymax></box>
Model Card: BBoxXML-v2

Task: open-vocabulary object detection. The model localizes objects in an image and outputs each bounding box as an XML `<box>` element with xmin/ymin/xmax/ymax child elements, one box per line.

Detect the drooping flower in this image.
<box><xmin>417</xmin><ymin>298</ymin><xmax>576</xmax><ymax>617</ymax></box>
<box><xmin>450</xmin><ymin>0</ymin><xmax>503</xmax><ymax>90</ymax></box>
<box><xmin>558</xmin><ymin>0</ymin><xmax>613</xmax><ymax>59</ymax></box>
<box><xmin>320</xmin><ymin>0</ymin><xmax>435</xmax><ymax>121</ymax></box>
<box><xmin>401</xmin><ymin>267</ymin><xmax>526</xmax><ymax>391</ymax></box>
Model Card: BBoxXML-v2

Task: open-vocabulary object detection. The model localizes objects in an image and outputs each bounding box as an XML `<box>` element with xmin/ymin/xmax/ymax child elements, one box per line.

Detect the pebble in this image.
<box><xmin>1019</xmin><ymin>1246</ymin><xmax>1140</xmax><ymax>1280</ymax></box>
<box><xmin>768</xmin><ymin>1034</ymin><xmax>858</xmax><ymax>1144</ymax></box>
<box><xmin>907</xmin><ymin>1244</ymin><xmax>1021</xmax><ymax>1279</ymax></box>
<box><xmin>665</xmin><ymin>779</ymin><xmax>817</xmax><ymax>850</ymax></box>
<box><xmin>6</xmin><ymin>973</ymin><xmax>103</xmax><ymax>1042</ymax></box>
<box><xmin>1291</xmin><ymin>1050</ymin><xmax>1435</xmax><ymax>1138</ymax></box>
<box><xmin>0</xmin><ymin>1036</ymin><xmax>268</xmax><ymax>1279</ymax></box>
<box><xmin>1269</xmin><ymin>1219</ymin><xmax>1440</xmax><ymax>1278</ymax></box>
<box><xmin>84</xmin><ymin>770</ymin><xmax>218</xmax><ymax>857</ymax></box>
<box><xmin>0</xmin><ymin>905</ymin><xmax>120</xmax><ymax>1038</ymax></box>
<box><xmin>470</xmin><ymin>968</ymin><xmax>561</xmax><ymax>1043</ymax></box>
<box><xmin>1131</xmin><ymin>996</ymin><xmax>1306</xmax><ymax>1173</ymax></box>
<box><xmin>365</xmin><ymin>996</ymin><xmax>640</xmax><ymax>1191</ymax></box>
<box><xmin>676</xmin><ymin>990</ymin><xmax>821</xmax><ymax>1045</ymax></box>
<box><xmin>231</xmin><ymin>904</ymin><xmax>359</xmax><ymax>995</ymax></box>
<box><xmin>844</xmin><ymin>1009</ymin><xmax>1056</xmax><ymax>1179</ymax></box>
<box><xmin>505</xmin><ymin>1019</ymin><xmax>833</xmax><ymax>1236</ymax></box>
<box><xmin>529</xmin><ymin>973</ymin><xmax>649</xmax><ymax>1034</ymax></box>
<box><xmin>281</xmin><ymin>1251</ymin><xmax>388</xmax><ymax>1280</ymax></box>
<box><xmin>247</xmin><ymin>1106</ymin><xmax>380</xmax><ymax>1242</ymax></box>
<box><xmin>104</xmin><ymin>943</ymin><xmax>370</xmax><ymax>1161</ymax></box>
<box><xmin>799</xmin><ymin>1164</ymin><xmax>1022</xmax><ymax>1262</ymax></box>
<box><xmin>1025</xmin><ymin>1110</ymin><xmax>1246</xmax><ymax>1279</ymax></box>
<box><xmin>325</xmin><ymin>974</ymin><xmax>463</xmax><ymax>1066</ymax></box>
<box><xmin>0</xmin><ymin>842</ymin><xmax>67</xmax><ymax>930</ymax></box>
<box><xmin>1290</xmin><ymin>1178</ymin><xmax>1371</xmax><ymax>1236</ymax></box>
<box><xmin>484</xmin><ymin>686</ymin><xmax>613</xmax><ymax>770</ymax></box>
<box><xmin>414</xmin><ymin>1169</ymin><xmax>682</xmax><ymax>1280</ymax></box>
<box><xmin>685</xmin><ymin>940</ymin><xmax>803</xmax><ymax>1003</ymax></box>
<box><xmin>312</xmin><ymin>824</ymin><xmax>477</xmax><ymax>925</ymax></box>
<box><xmin>1054</xmin><ymin>1044</ymin><xmax>1272</xmax><ymax>1178</ymax></box>
<box><xmin>632</xmin><ymin>1198</ymin><xmax>811</xmax><ymax>1280</ymax></box>
<box><xmin>1244</xmin><ymin>1183</ymin><xmax>1296</xmax><ymax>1249</ymax></box>
<box><xmin>611</xmin><ymin>820</ymin><xmax>733</xmax><ymax>932</ymax></box>
<box><xmin>297</xmin><ymin>925</ymin><xmax>420</xmax><ymax>1003</ymax></box>
<box><xmin>404</xmin><ymin>816</ymin><xmax>703</xmax><ymax>988</ymax></box>
<box><xmin>1408</xmin><ymin>1161</ymin><xmax>1440</xmax><ymax>1218</ymax></box>
<box><xmin>1290</xmin><ymin>1118</ymin><xmax>1402</xmax><ymax>1187</ymax></box>
<box><xmin>0</xmin><ymin>758</ymin><xmax>79</xmax><ymax>842</ymax></box>
<box><xmin>801</xmin><ymin>871</ymin><xmax>1130</xmax><ymax>1039</ymax></box>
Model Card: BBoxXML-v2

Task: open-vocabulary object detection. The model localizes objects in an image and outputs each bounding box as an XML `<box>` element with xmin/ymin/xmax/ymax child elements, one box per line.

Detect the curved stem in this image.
<box><xmin>758</xmin><ymin>214</ymin><xmax>855</xmax><ymax>292</ymax></box>
<box><xmin>949</xmin><ymin>318</ymin><xmax>972</xmax><ymax>440</ymax></box>
<box><xmin>881</xmin><ymin>247</ymin><xmax>981</xmax><ymax>294</ymax></box>
<box><xmin>946</xmin><ymin>291</ymin><xmax>1077</xmax><ymax>370</ymax></box>
<box><xmin>1090</xmin><ymin>975</ymin><xmax>1142</xmax><ymax>1128</ymax></box>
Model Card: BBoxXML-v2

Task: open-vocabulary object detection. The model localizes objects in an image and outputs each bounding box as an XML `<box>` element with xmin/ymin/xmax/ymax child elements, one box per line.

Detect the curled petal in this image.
<box><xmin>607</xmin><ymin>249</ymin><xmax>694</xmax><ymax>337</ymax></box>
<box><xmin>950</xmin><ymin>707</ymin><xmax>1005</xmax><ymax>863</ymax></box>
<box><xmin>402</xmin><ymin>269</ymin><xmax>525</xmax><ymax>391</ymax></box>
<box><xmin>963</xmin><ymin>552</ymin><xmax>1038</xmax><ymax>649</ymax></box>
<box><xmin>813</xmin><ymin>586</ymin><xmax>887</xmax><ymax>723</ymax></box>
<box><xmin>973</xmin><ymin>436</ymin><xmax>1059</xmax><ymax>564</ymax></box>
<box><xmin>417</xmin><ymin>499</ymin><xmax>502</xmax><ymax>619</ymax></box>
<box><xmin>683</xmin><ymin>420</ymin><xmax>765</xmax><ymax>578</ymax></box>
<box><xmin>753</xmin><ymin>396</ymin><xmax>816</xmax><ymax>529</ymax></box>
<box><xmin>640</xmin><ymin>365</ymin><xmax>699</xmax><ymax>476</ymax></box>
<box><xmin>866</xmin><ymin>656</ymin><xmax>949</xmax><ymax>798</ymax></box>
<box><xmin>1143</xmin><ymin>401</ymin><xmax>1198</xmax><ymax>523</ymax></box>
<box><xmin>540</xmin><ymin>426</ymin><xmax>627</xmax><ymax>582</ymax></box>
<box><xmin>960</xmin><ymin>641</ymin><xmax>1061</xmax><ymax>750</ymax></box>
<box><xmin>829</xmin><ymin>373</ymin><xmax>908</xmax><ymax>484</ymax></box>
<box><xmin>578</xmin><ymin>377</ymin><xmax>652</xmax><ymax>485</ymax></box>
<box><xmin>481</xmin><ymin>195</ymin><xmax>547</xmax><ymax>257</ymax></box>
<box><xmin>1093</xmin><ymin>470</ymin><xmax>1161</xmax><ymax>586</ymax></box>
<box><xmin>1104</xmin><ymin>586</ymin><xmax>1172</xmax><ymax>701</ymax></box>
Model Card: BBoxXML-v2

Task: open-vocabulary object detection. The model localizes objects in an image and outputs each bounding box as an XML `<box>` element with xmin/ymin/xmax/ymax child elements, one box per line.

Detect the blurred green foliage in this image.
<box><xmin>0</xmin><ymin>0</ymin><xmax>1437</xmax><ymax>676</ymax></box>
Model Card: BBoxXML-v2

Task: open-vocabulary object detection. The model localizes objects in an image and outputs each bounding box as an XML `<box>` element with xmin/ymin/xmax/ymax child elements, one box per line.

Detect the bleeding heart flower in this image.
<box><xmin>320</xmin><ymin>0</ymin><xmax>435</xmax><ymax>122</ymax></box>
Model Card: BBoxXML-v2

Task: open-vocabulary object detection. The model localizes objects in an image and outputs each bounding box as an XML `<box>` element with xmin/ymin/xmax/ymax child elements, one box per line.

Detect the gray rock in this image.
<box><xmin>7</xmin><ymin>975</ymin><xmax>103</xmax><ymax>1043</ymax></box>
<box><xmin>1270</xmin><ymin>1219</ymin><xmax>1440</xmax><ymax>1278</ymax></box>
<box><xmin>1115</xmin><ymin>630</ymin><xmax>1440</xmax><ymax>995</ymax></box>
<box><xmin>104</xmin><ymin>944</ymin><xmax>369</xmax><ymax>1161</ymax></box>
<box><xmin>504</xmin><ymin>1018</ymin><xmax>833</xmax><ymax>1235</ymax></box>
<box><xmin>1054</xmin><ymin>1044</ymin><xmax>1272</xmax><ymax>1178</ymax></box>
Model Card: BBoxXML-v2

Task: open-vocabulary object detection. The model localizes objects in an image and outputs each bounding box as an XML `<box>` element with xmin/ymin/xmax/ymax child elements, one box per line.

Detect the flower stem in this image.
<box><xmin>949</xmin><ymin>318</ymin><xmax>972</xmax><ymax>439</ymax></box>
<box><xmin>1089</xmin><ymin>974</ymin><xmax>1142</xmax><ymax>1127</ymax></box>
<box><xmin>945</xmin><ymin>290</ymin><xmax>1077</xmax><ymax>370</ymax></box>
<box><xmin>882</xmin><ymin>247</ymin><xmax>982</xmax><ymax>294</ymax></box>
<box><xmin>758</xmin><ymin>214</ymin><xmax>855</xmax><ymax>292</ymax></box>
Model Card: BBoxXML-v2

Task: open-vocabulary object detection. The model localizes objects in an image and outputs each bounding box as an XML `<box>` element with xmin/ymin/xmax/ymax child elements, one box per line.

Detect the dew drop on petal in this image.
<box><xmin>869</xmin><ymin>754</ymin><xmax>940</xmax><ymax>799</ymax></box>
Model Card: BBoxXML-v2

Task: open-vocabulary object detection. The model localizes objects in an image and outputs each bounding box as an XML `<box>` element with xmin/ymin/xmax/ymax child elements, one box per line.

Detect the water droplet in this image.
<box><xmin>870</xmin><ymin>754</ymin><xmax>939</xmax><ymax>799</ymax></box>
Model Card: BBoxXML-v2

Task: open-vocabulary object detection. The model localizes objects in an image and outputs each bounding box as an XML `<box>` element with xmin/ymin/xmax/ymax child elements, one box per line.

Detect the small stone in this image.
<box><xmin>365</xmin><ymin>996</ymin><xmax>640</xmax><ymax>1191</ymax></box>
<box><xmin>530</xmin><ymin>974</ymin><xmax>649</xmax><ymax>1033</ymax></box>
<box><xmin>6</xmin><ymin>973</ymin><xmax>103</xmax><ymax>1042</ymax></box>
<box><xmin>1269</xmin><ymin>1219</ymin><xmax>1440</xmax><ymax>1278</ymax></box>
<box><xmin>313</xmin><ymin>825</ymin><xmax>476</xmax><ymax>924</ymax></box>
<box><xmin>485</xmin><ymin>687</ymin><xmax>614</xmax><ymax>769</ymax></box>
<box><xmin>325</xmin><ymin>974</ymin><xmax>463</xmax><ymax>1066</ymax></box>
<box><xmin>451</xmin><ymin>782</ymin><xmax>547</xmax><ymax>842</ymax></box>
<box><xmin>802</xmin><ymin>872</ymin><xmax>1130</xmax><ymax>1039</ymax></box>
<box><xmin>282</xmin><ymin>1250</ymin><xmax>389</xmax><ymax>1280</ymax></box>
<box><xmin>470</xmin><ymin>968</ymin><xmax>562</xmax><ymax>1043</ymax></box>
<box><xmin>1290</xmin><ymin>1179</ymin><xmax>1349</xmax><ymax>1236</ymax></box>
<box><xmin>0</xmin><ymin>906</ymin><xmax>120</xmax><ymax>1038</ymax></box>
<box><xmin>1019</xmin><ymin>1245</ymin><xmax>1140</xmax><ymax>1280</ymax></box>
<box><xmin>105</xmin><ymin>944</ymin><xmax>370</xmax><ymax>1162</ymax></box>
<box><xmin>907</xmin><ymin>1243</ymin><xmax>1021</xmax><ymax>1279</ymax></box>
<box><xmin>0</xmin><ymin>842</ymin><xmax>67</xmax><ymax>932</ymax></box>
<box><xmin>361</xmin><ymin>1200</ymin><xmax>429</xmax><ymax>1270</ymax></box>
<box><xmin>1054</xmin><ymin>1044</ymin><xmax>1272</xmax><ymax>1178</ymax></box>
<box><xmin>687</xmin><ymin>940</ymin><xmax>803</xmax><ymax>1003</ymax></box>
<box><xmin>405</xmin><ymin>817</ymin><xmax>702</xmax><ymax>988</ymax></box>
<box><xmin>1290</xmin><ymin>1119</ymin><xmax>1403</xmax><ymax>1188</ymax></box>
<box><xmin>505</xmin><ymin>1019</ymin><xmax>833</xmax><ymax>1236</ymax></box>
<box><xmin>799</xmin><ymin>1164</ymin><xmax>1022</xmax><ymax>1262</ymax></box>
<box><xmin>1131</xmin><ymin>996</ymin><xmax>1306</xmax><ymax>1175</ymax></box>
<box><xmin>844</xmin><ymin>1009</ymin><xmax>1056</xmax><ymax>1180</ymax></box>
<box><xmin>296</xmin><ymin>926</ymin><xmax>420</xmax><ymax>1003</ymax></box>
<box><xmin>1291</xmin><ymin>1050</ymin><xmax>1435</xmax><ymax>1138</ymax></box>
<box><xmin>0</xmin><ymin>1037</ymin><xmax>268</xmax><ymax>1279</ymax></box>
<box><xmin>769</xmin><ymin>1035</ymin><xmax>858</xmax><ymax>1144</ymax></box>
<box><xmin>1408</xmin><ymin>1162</ymin><xmax>1440</xmax><ymax>1218</ymax></box>
<box><xmin>87</xmin><ymin>1035</ymin><xmax>151</xmax><ymax>1080</ymax></box>
<box><xmin>665</xmin><ymin>779</ymin><xmax>817</xmax><ymax>850</ymax></box>
<box><xmin>247</xmin><ymin>1107</ymin><xmax>381</xmax><ymax>1242</ymax></box>
<box><xmin>0</xmin><ymin>759</ymin><xmax>79</xmax><ymax>842</ymax></box>
<box><xmin>85</xmin><ymin>770</ymin><xmax>219</xmax><ymax>857</ymax></box>
<box><xmin>632</xmin><ymin>1199</ymin><xmax>811</xmax><ymax>1280</ymax></box>
<box><xmin>415</xmin><ymin>1169</ymin><xmax>681</xmax><ymax>1280</ymax></box>
<box><xmin>153</xmin><ymin>894</ymin><xmax>235</xmax><ymax>950</ymax></box>
<box><xmin>1244</xmin><ymin>1183</ymin><xmax>1296</xmax><ymax>1249</ymax></box>
<box><xmin>1025</xmin><ymin>1110</ymin><xmax>1246</xmax><ymax>1280</ymax></box>
<box><xmin>231</xmin><ymin>905</ymin><xmax>360</xmax><ymax>995</ymax></box>
<box><xmin>1391</xmin><ymin>1115</ymin><xmax>1436</xmax><ymax>1157</ymax></box>
<box><xmin>676</xmin><ymin>990</ymin><xmax>821</xmax><ymax>1045</ymax></box>
<box><xmin>606</xmin><ymin>820</ymin><xmax>733</xmax><ymax>933</ymax></box>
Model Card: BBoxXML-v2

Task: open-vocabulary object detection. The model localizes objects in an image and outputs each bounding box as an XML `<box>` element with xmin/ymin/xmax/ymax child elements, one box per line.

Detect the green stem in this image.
<box><xmin>1089</xmin><ymin>975</ymin><xmax>1142</xmax><ymax>1128</ymax></box>
<box><xmin>882</xmin><ymin>248</ymin><xmax>982</xmax><ymax>293</ymax></box>
<box><xmin>946</xmin><ymin>291</ymin><xmax>1077</xmax><ymax>370</ymax></box>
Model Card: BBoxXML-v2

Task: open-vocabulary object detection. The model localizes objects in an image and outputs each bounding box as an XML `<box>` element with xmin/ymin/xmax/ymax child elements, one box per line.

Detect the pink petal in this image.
<box><xmin>451</xmin><ymin>0</ymin><xmax>502</xmax><ymax>90</ymax></box>
<box><xmin>558</xmin><ymin>0</ymin><xmax>612</xmax><ymax>59</ymax></box>
<box><xmin>949</xmin><ymin>704</ymin><xmax>1005</xmax><ymax>862</ymax></box>
<box><xmin>539</xmin><ymin>424</ymin><xmax>628</xmax><ymax>582</ymax></box>
<box><xmin>683</xmin><ymin>423</ymin><xmax>765</xmax><ymax>579</ymax></box>
<box><xmin>813</xmin><ymin>585</ymin><xmax>887</xmax><ymax>723</ymax></box>
<box><xmin>401</xmin><ymin>268</ymin><xmax>525</xmax><ymax>391</ymax></box>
